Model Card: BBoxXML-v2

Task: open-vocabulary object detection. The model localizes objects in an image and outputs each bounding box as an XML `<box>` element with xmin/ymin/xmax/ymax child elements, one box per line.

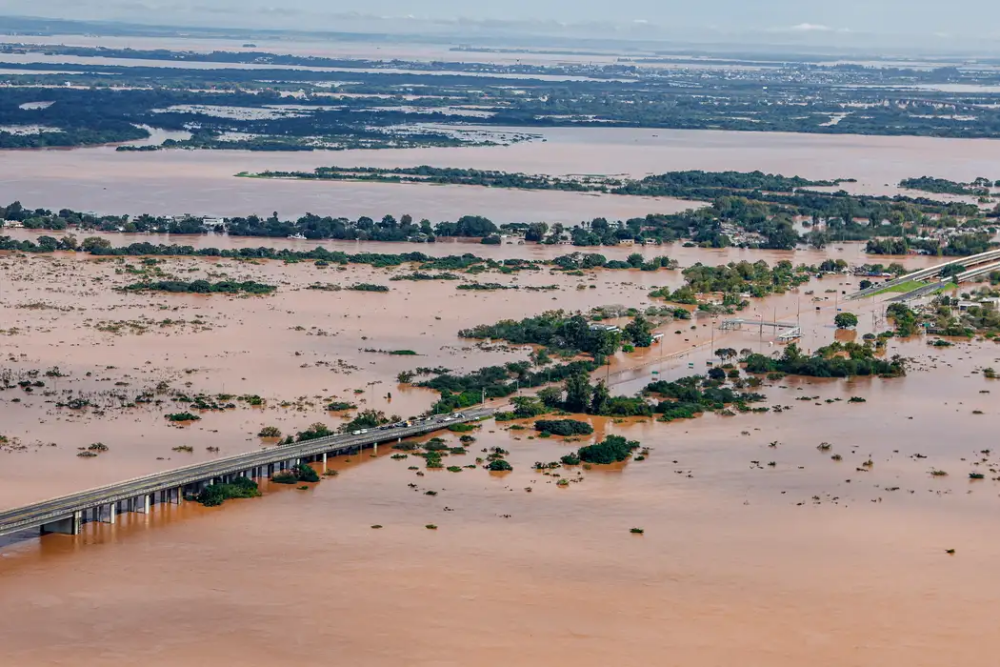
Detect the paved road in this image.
<box><xmin>0</xmin><ymin>408</ymin><xmax>494</xmax><ymax>537</ymax></box>
<box><xmin>848</xmin><ymin>248</ymin><xmax>1000</xmax><ymax>301</ymax></box>
<box><xmin>887</xmin><ymin>281</ymin><xmax>946</xmax><ymax>303</ymax></box>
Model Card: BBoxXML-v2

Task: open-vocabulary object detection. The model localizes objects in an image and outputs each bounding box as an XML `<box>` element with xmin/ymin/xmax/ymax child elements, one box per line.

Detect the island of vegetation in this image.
<box><xmin>3</xmin><ymin>174</ymin><xmax>997</xmax><ymax>255</ymax></box>
<box><xmin>121</xmin><ymin>279</ymin><xmax>276</xmax><ymax>295</ymax></box>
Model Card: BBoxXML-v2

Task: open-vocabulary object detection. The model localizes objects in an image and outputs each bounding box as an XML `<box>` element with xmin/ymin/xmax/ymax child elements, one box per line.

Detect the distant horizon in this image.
<box><xmin>3</xmin><ymin>8</ymin><xmax>1000</xmax><ymax>57</ymax></box>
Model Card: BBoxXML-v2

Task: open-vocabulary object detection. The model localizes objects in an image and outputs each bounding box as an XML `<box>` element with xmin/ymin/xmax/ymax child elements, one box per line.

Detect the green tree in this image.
<box><xmin>590</xmin><ymin>380</ymin><xmax>611</xmax><ymax>415</ymax></box>
<box><xmin>623</xmin><ymin>314</ymin><xmax>654</xmax><ymax>348</ymax></box>
<box><xmin>537</xmin><ymin>386</ymin><xmax>564</xmax><ymax>409</ymax></box>
<box><xmin>834</xmin><ymin>312</ymin><xmax>859</xmax><ymax>329</ymax></box>
<box><xmin>81</xmin><ymin>236</ymin><xmax>112</xmax><ymax>253</ymax></box>
<box><xmin>564</xmin><ymin>372</ymin><xmax>593</xmax><ymax>413</ymax></box>
<box><xmin>592</xmin><ymin>329</ymin><xmax>622</xmax><ymax>360</ymax></box>
<box><xmin>714</xmin><ymin>347</ymin><xmax>738</xmax><ymax>362</ymax></box>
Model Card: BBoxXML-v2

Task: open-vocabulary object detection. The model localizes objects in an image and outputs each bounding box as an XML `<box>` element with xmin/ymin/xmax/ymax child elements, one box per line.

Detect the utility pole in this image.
<box><xmin>710</xmin><ymin>323</ymin><xmax>714</xmax><ymax>361</ymax></box>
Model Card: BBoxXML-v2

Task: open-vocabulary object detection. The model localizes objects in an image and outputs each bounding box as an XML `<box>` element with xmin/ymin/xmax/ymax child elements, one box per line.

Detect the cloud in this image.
<box><xmin>789</xmin><ymin>22</ymin><xmax>834</xmax><ymax>32</ymax></box>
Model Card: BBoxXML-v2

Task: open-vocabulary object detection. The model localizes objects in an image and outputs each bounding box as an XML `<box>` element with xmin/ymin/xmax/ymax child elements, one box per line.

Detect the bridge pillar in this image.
<box><xmin>136</xmin><ymin>494</ymin><xmax>150</xmax><ymax>514</ymax></box>
<box><xmin>99</xmin><ymin>503</ymin><xmax>116</xmax><ymax>524</ymax></box>
<box><xmin>322</xmin><ymin>452</ymin><xmax>328</xmax><ymax>464</ymax></box>
<box><xmin>41</xmin><ymin>511</ymin><xmax>82</xmax><ymax>535</ymax></box>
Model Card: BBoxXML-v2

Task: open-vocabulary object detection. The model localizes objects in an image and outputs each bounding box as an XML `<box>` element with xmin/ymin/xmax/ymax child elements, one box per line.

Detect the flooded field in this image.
<box><xmin>3</xmin><ymin>88</ymin><xmax>1000</xmax><ymax>664</ymax></box>
<box><xmin>0</xmin><ymin>246</ymin><xmax>999</xmax><ymax>665</ymax></box>
<box><xmin>1</xmin><ymin>127</ymin><xmax>999</xmax><ymax>222</ymax></box>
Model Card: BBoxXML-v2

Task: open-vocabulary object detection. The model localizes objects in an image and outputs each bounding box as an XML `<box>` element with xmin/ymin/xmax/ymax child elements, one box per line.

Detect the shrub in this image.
<box><xmin>560</xmin><ymin>453</ymin><xmax>581</xmax><ymax>465</ymax></box>
<box><xmin>293</xmin><ymin>463</ymin><xmax>320</xmax><ymax>483</ymax></box>
<box><xmin>258</xmin><ymin>426</ymin><xmax>282</xmax><ymax>438</ymax></box>
<box><xmin>577</xmin><ymin>435</ymin><xmax>640</xmax><ymax>464</ymax></box>
<box><xmin>272</xmin><ymin>464</ymin><xmax>320</xmax><ymax>484</ymax></box>
<box><xmin>271</xmin><ymin>472</ymin><xmax>298</xmax><ymax>484</ymax></box>
<box><xmin>348</xmin><ymin>283</ymin><xmax>389</xmax><ymax>292</ymax></box>
<box><xmin>326</xmin><ymin>401</ymin><xmax>357</xmax><ymax>411</ymax></box>
<box><xmin>197</xmin><ymin>477</ymin><xmax>261</xmax><ymax>506</ymax></box>
<box><xmin>487</xmin><ymin>459</ymin><xmax>513</xmax><ymax>472</ymax></box>
<box><xmin>165</xmin><ymin>412</ymin><xmax>200</xmax><ymax>422</ymax></box>
<box><xmin>293</xmin><ymin>422</ymin><xmax>334</xmax><ymax>442</ymax></box>
<box><xmin>533</xmin><ymin>419</ymin><xmax>594</xmax><ymax>436</ymax></box>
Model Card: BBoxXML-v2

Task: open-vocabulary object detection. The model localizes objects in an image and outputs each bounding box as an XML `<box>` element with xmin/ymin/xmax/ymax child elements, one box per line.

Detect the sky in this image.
<box><xmin>3</xmin><ymin>0</ymin><xmax>1000</xmax><ymax>47</ymax></box>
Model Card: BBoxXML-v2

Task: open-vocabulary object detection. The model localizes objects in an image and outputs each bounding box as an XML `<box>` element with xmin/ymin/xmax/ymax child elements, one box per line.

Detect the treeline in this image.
<box><xmin>416</xmin><ymin>360</ymin><xmax>600</xmax><ymax>414</ymax></box>
<box><xmin>257</xmin><ymin>166</ymin><xmax>844</xmax><ymax>198</ymax></box>
<box><xmin>900</xmin><ymin>176</ymin><xmax>995</xmax><ymax>196</ymax></box>
<box><xmin>122</xmin><ymin>279</ymin><xmax>276</xmax><ymax>295</ymax></box>
<box><xmin>648</xmin><ymin>259</ymin><xmax>816</xmax><ymax>310</ymax></box>
<box><xmin>0</xmin><ymin>235</ymin><xmax>683</xmax><ymax>277</ymax></box>
<box><xmin>644</xmin><ymin>375</ymin><xmax>767</xmax><ymax>421</ymax></box>
<box><xmin>0</xmin><ymin>87</ymin><xmax>491</xmax><ymax>151</ymax></box>
<box><xmin>258</xmin><ymin>165</ymin><xmax>604</xmax><ymax>193</ymax></box>
<box><xmin>0</xmin><ymin>202</ymin><xmax>500</xmax><ymax>241</ymax></box>
<box><xmin>11</xmin><ymin>57</ymin><xmax>1000</xmax><ymax>147</ymax></box>
<box><xmin>243</xmin><ymin>167</ymin><xmax>993</xmax><ymax>252</ymax></box>
<box><xmin>0</xmin><ymin>125</ymin><xmax>149</xmax><ymax>149</ymax></box>
<box><xmin>745</xmin><ymin>342</ymin><xmax>906</xmax><ymax>378</ymax></box>
<box><xmin>495</xmin><ymin>368</ymin><xmax>767</xmax><ymax>423</ymax></box>
<box><xmin>866</xmin><ymin>232</ymin><xmax>997</xmax><ymax>257</ymax></box>
<box><xmin>458</xmin><ymin>311</ymin><xmax>655</xmax><ymax>360</ymax></box>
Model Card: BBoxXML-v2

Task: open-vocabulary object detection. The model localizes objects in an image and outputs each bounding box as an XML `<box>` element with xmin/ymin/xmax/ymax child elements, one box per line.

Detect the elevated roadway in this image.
<box><xmin>848</xmin><ymin>247</ymin><xmax>1000</xmax><ymax>300</ymax></box>
<box><xmin>0</xmin><ymin>408</ymin><xmax>494</xmax><ymax>540</ymax></box>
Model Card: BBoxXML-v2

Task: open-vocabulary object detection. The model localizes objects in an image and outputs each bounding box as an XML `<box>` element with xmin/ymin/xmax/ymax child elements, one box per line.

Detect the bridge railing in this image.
<box><xmin>0</xmin><ymin>409</ymin><xmax>494</xmax><ymax>534</ymax></box>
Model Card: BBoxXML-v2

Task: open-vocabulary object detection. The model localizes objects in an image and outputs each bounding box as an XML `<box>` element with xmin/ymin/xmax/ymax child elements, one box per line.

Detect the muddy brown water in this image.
<box><xmin>2</xmin><ymin>127</ymin><xmax>999</xmax><ymax>221</ymax></box>
<box><xmin>1</xmin><ymin>246</ymin><xmax>1000</xmax><ymax>665</ymax></box>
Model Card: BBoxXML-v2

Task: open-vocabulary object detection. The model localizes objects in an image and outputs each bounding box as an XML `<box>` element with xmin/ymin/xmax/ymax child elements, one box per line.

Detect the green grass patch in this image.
<box><xmin>872</xmin><ymin>280</ymin><xmax>928</xmax><ymax>296</ymax></box>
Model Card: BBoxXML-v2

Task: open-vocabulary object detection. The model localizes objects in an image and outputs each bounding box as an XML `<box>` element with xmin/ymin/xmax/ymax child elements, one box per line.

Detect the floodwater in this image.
<box><xmin>0</xmin><ymin>52</ymin><xmax>633</xmax><ymax>82</ymax></box>
<box><xmin>2</xmin><ymin>248</ymin><xmax>1000</xmax><ymax>666</ymax></box>
<box><xmin>4</xmin><ymin>97</ymin><xmax>1000</xmax><ymax>663</ymax></box>
<box><xmin>1</xmin><ymin>127</ymin><xmax>999</xmax><ymax>222</ymax></box>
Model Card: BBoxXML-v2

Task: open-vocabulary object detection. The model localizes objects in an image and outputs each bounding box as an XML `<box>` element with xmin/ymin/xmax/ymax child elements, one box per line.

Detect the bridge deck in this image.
<box><xmin>0</xmin><ymin>408</ymin><xmax>494</xmax><ymax>537</ymax></box>
<box><xmin>848</xmin><ymin>248</ymin><xmax>1000</xmax><ymax>300</ymax></box>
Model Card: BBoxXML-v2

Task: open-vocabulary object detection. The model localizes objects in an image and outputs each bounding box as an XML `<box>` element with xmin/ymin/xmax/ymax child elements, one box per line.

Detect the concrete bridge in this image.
<box><xmin>848</xmin><ymin>248</ymin><xmax>1000</xmax><ymax>300</ymax></box>
<box><xmin>0</xmin><ymin>408</ymin><xmax>493</xmax><ymax>540</ymax></box>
